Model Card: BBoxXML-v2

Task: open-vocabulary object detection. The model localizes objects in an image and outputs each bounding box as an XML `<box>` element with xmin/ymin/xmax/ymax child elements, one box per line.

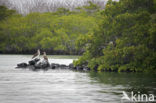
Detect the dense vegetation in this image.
<box><xmin>0</xmin><ymin>2</ymin><xmax>98</xmax><ymax>54</ymax></box>
<box><xmin>74</xmin><ymin>0</ymin><xmax>156</xmax><ymax>72</ymax></box>
<box><xmin>0</xmin><ymin>0</ymin><xmax>155</xmax><ymax>72</ymax></box>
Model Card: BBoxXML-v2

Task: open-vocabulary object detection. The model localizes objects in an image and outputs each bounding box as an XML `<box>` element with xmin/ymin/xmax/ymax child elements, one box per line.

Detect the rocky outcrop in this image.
<box><xmin>34</xmin><ymin>62</ymin><xmax>50</xmax><ymax>69</ymax></box>
<box><xmin>29</xmin><ymin>58</ymin><xmax>40</xmax><ymax>65</ymax></box>
<box><xmin>17</xmin><ymin>63</ymin><xmax>28</xmax><ymax>68</ymax></box>
<box><xmin>16</xmin><ymin>62</ymin><xmax>91</xmax><ymax>72</ymax></box>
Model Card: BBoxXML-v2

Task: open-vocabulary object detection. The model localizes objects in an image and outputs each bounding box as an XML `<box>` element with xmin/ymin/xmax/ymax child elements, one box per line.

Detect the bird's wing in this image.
<box><xmin>44</xmin><ymin>56</ymin><xmax>48</xmax><ymax>61</ymax></box>
<box><xmin>32</xmin><ymin>53</ymin><xmax>37</xmax><ymax>59</ymax></box>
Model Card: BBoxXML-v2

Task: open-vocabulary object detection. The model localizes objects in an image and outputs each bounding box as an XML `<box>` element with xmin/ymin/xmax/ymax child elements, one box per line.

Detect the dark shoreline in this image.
<box><xmin>1</xmin><ymin>54</ymin><xmax>155</xmax><ymax>73</ymax></box>
<box><xmin>0</xmin><ymin>50</ymin><xmax>82</xmax><ymax>55</ymax></box>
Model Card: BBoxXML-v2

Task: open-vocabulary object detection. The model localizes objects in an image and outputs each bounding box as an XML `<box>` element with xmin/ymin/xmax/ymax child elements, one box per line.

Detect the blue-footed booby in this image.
<box><xmin>32</xmin><ymin>49</ymin><xmax>40</xmax><ymax>59</ymax></box>
<box><xmin>43</xmin><ymin>52</ymin><xmax>48</xmax><ymax>61</ymax></box>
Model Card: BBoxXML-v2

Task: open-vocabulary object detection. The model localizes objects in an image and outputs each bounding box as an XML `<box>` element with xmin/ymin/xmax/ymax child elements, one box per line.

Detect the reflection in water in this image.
<box><xmin>89</xmin><ymin>72</ymin><xmax>156</xmax><ymax>96</ymax></box>
<box><xmin>0</xmin><ymin>55</ymin><xmax>155</xmax><ymax>103</ymax></box>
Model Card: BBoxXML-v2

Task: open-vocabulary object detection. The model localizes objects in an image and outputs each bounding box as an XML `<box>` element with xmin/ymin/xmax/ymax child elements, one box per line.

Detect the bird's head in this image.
<box><xmin>43</xmin><ymin>52</ymin><xmax>46</xmax><ymax>55</ymax></box>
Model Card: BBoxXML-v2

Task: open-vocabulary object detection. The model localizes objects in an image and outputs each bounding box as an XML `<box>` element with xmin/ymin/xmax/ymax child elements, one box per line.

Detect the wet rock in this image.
<box><xmin>60</xmin><ymin>64</ymin><xmax>68</xmax><ymax>69</ymax></box>
<box><xmin>16</xmin><ymin>60</ymin><xmax>91</xmax><ymax>72</ymax></box>
<box><xmin>69</xmin><ymin>63</ymin><xmax>77</xmax><ymax>70</ymax></box>
<box><xmin>42</xmin><ymin>62</ymin><xmax>50</xmax><ymax>68</ymax></box>
<box><xmin>76</xmin><ymin>66</ymin><xmax>83</xmax><ymax>71</ymax></box>
<box><xmin>17</xmin><ymin>62</ymin><xmax>28</xmax><ymax>68</ymax></box>
<box><xmin>27</xmin><ymin>65</ymin><xmax>35</xmax><ymax>70</ymax></box>
<box><xmin>29</xmin><ymin>58</ymin><xmax>40</xmax><ymax>65</ymax></box>
<box><xmin>51</xmin><ymin>64</ymin><xmax>56</xmax><ymax>69</ymax></box>
<box><xmin>50</xmin><ymin>63</ymin><xmax>68</xmax><ymax>69</ymax></box>
<box><xmin>34</xmin><ymin>63</ymin><xmax>42</xmax><ymax>69</ymax></box>
<box><xmin>34</xmin><ymin>61</ymin><xmax>50</xmax><ymax>69</ymax></box>
<box><xmin>51</xmin><ymin>63</ymin><xmax>60</xmax><ymax>69</ymax></box>
<box><xmin>93</xmin><ymin>64</ymin><xmax>99</xmax><ymax>71</ymax></box>
<box><xmin>83</xmin><ymin>66</ymin><xmax>90</xmax><ymax>71</ymax></box>
<box><xmin>69</xmin><ymin>63</ymin><xmax>74</xmax><ymax>68</ymax></box>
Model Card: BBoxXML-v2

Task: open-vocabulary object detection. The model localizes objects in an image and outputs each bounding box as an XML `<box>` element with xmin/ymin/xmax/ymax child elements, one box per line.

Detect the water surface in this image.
<box><xmin>0</xmin><ymin>55</ymin><xmax>155</xmax><ymax>103</ymax></box>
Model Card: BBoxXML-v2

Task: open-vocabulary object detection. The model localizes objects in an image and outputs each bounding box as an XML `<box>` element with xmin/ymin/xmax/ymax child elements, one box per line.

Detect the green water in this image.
<box><xmin>89</xmin><ymin>72</ymin><xmax>156</xmax><ymax>101</ymax></box>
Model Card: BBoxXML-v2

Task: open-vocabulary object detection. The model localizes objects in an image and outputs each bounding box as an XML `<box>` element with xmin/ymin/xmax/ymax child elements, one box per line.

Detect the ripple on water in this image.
<box><xmin>0</xmin><ymin>55</ymin><xmax>155</xmax><ymax>103</ymax></box>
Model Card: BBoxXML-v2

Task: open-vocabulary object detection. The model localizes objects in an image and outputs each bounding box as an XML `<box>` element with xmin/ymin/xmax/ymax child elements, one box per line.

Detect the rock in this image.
<box><xmin>42</xmin><ymin>62</ymin><xmax>50</xmax><ymax>68</ymax></box>
<box><xmin>17</xmin><ymin>62</ymin><xmax>28</xmax><ymax>68</ymax></box>
<box><xmin>69</xmin><ymin>63</ymin><xmax>74</xmax><ymax>68</ymax></box>
<box><xmin>93</xmin><ymin>64</ymin><xmax>99</xmax><ymax>71</ymax></box>
<box><xmin>34</xmin><ymin>61</ymin><xmax>50</xmax><ymax>69</ymax></box>
<box><xmin>76</xmin><ymin>66</ymin><xmax>83</xmax><ymax>71</ymax></box>
<box><xmin>51</xmin><ymin>64</ymin><xmax>56</xmax><ymax>69</ymax></box>
<box><xmin>29</xmin><ymin>58</ymin><xmax>40</xmax><ymax>65</ymax></box>
<box><xmin>27</xmin><ymin>65</ymin><xmax>36</xmax><ymax>71</ymax></box>
<box><xmin>68</xmin><ymin>63</ymin><xmax>77</xmax><ymax>70</ymax></box>
<box><xmin>60</xmin><ymin>64</ymin><xmax>68</xmax><ymax>69</ymax></box>
<box><xmin>51</xmin><ymin>63</ymin><xmax>68</xmax><ymax>69</ymax></box>
<box><xmin>69</xmin><ymin>64</ymin><xmax>90</xmax><ymax>71</ymax></box>
<box><xmin>16</xmin><ymin>60</ymin><xmax>91</xmax><ymax>72</ymax></box>
<box><xmin>83</xmin><ymin>66</ymin><xmax>90</xmax><ymax>71</ymax></box>
<box><xmin>34</xmin><ymin>62</ymin><xmax>42</xmax><ymax>69</ymax></box>
<box><xmin>55</xmin><ymin>64</ymin><xmax>60</xmax><ymax>68</ymax></box>
<box><xmin>51</xmin><ymin>63</ymin><xmax>60</xmax><ymax>69</ymax></box>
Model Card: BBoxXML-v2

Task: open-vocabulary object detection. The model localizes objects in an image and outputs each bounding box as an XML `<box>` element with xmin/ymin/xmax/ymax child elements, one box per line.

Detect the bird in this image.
<box><xmin>32</xmin><ymin>49</ymin><xmax>40</xmax><ymax>59</ymax></box>
<box><xmin>43</xmin><ymin>52</ymin><xmax>48</xmax><ymax>61</ymax></box>
<box><xmin>41</xmin><ymin>52</ymin><xmax>50</xmax><ymax>68</ymax></box>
